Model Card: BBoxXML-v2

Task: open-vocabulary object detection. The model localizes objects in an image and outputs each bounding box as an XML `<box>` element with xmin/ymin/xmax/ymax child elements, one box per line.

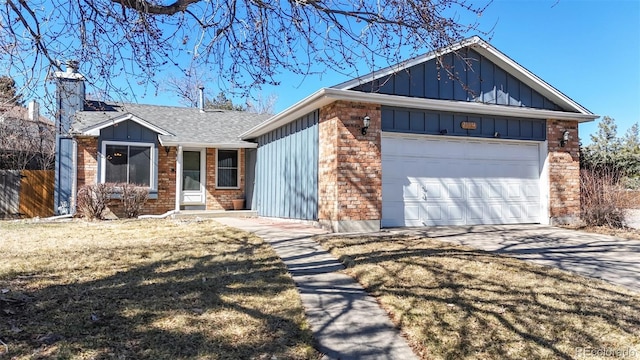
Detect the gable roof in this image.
<box><xmin>242</xmin><ymin>37</ymin><xmax>597</xmax><ymax>139</ymax></box>
<box><xmin>333</xmin><ymin>36</ymin><xmax>591</xmax><ymax>115</ymax></box>
<box><xmin>73</xmin><ymin>102</ymin><xmax>270</xmax><ymax>148</ymax></box>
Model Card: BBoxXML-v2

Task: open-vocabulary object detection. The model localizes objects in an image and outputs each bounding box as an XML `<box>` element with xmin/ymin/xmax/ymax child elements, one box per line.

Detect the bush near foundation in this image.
<box><xmin>580</xmin><ymin>169</ymin><xmax>628</xmax><ymax>228</ymax></box>
<box><xmin>120</xmin><ymin>183</ymin><xmax>149</xmax><ymax>218</ymax></box>
<box><xmin>76</xmin><ymin>183</ymin><xmax>115</xmax><ymax>220</ymax></box>
<box><xmin>76</xmin><ymin>183</ymin><xmax>149</xmax><ymax>219</ymax></box>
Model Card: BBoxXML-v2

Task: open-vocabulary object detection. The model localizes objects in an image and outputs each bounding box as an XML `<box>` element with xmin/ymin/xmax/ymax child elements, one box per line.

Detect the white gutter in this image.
<box><xmin>332</xmin><ymin>36</ymin><xmax>594</xmax><ymax>116</ymax></box>
<box><xmin>174</xmin><ymin>145</ymin><xmax>182</xmax><ymax>213</ymax></box>
<box><xmin>158</xmin><ymin>140</ymin><xmax>258</xmax><ymax>148</ymax></box>
<box><xmin>70</xmin><ymin>139</ymin><xmax>78</xmax><ymax>215</ymax></box>
<box><xmin>241</xmin><ymin>88</ymin><xmax>599</xmax><ymax>139</ymax></box>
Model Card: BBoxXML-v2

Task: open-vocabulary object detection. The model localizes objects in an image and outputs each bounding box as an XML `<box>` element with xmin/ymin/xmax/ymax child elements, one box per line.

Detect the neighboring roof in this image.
<box><xmin>0</xmin><ymin>105</ymin><xmax>54</xmax><ymax>125</ymax></box>
<box><xmin>73</xmin><ymin>102</ymin><xmax>270</xmax><ymax>148</ymax></box>
<box><xmin>242</xmin><ymin>36</ymin><xmax>598</xmax><ymax>139</ymax></box>
<box><xmin>0</xmin><ymin>105</ymin><xmax>55</xmax><ymax>152</ymax></box>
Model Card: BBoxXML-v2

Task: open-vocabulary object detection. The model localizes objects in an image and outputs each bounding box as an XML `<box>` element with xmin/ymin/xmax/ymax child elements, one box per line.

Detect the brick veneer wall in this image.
<box><xmin>76</xmin><ymin>136</ymin><xmax>98</xmax><ymax>189</ymax></box>
<box><xmin>318</xmin><ymin>101</ymin><xmax>382</xmax><ymax>231</ymax></box>
<box><xmin>547</xmin><ymin>119</ymin><xmax>580</xmax><ymax>224</ymax></box>
<box><xmin>205</xmin><ymin>148</ymin><xmax>246</xmax><ymax>210</ymax></box>
<box><xmin>75</xmin><ymin>137</ymin><xmax>249</xmax><ymax>215</ymax></box>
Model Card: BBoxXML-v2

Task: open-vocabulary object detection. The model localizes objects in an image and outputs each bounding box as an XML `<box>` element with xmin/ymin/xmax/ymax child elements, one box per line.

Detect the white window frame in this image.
<box><xmin>216</xmin><ymin>148</ymin><xmax>240</xmax><ymax>189</ymax></box>
<box><xmin>101</xmin><ymin>140</ymin><xmax>157</xmax><ymax>191</ymax></box>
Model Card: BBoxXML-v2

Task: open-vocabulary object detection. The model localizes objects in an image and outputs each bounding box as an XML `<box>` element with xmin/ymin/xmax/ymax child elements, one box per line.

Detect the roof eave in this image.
<box><xmin>80</xmin><ymin>113</ymin><xmax>174</xmax><ymax>136</ymax></box>
<box><xmin>242</xmin><ymin>88</ymin><xmax>598</xmax><ymax>139</ymax></box>
<box><xmin>240</xmin><ymin>88</ymin><xmax>337</xmax><ymax>139</ymax></box>
<box><xmin>158</xmin><ymin>138</ymin><xmax>258</xmax><ymax>149</ymax></box>
<box><xmin>332</xmin><ymin>36</ymin><xmax>594</xmax><ymax>116</ymax></box>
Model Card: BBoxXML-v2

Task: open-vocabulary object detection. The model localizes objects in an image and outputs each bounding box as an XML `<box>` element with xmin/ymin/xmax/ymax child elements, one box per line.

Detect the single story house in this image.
<box><xmin>54</xmin><ymin>36</ymin><xmax>597</xmax><ymax>231</ymax></box>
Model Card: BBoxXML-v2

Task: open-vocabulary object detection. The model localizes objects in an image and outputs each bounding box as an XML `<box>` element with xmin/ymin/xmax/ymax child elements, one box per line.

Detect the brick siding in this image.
<box><xmin>318</xmin><ymin>101</ymin><xmax>382</xmax><ymax>223</ymax></box>
<box><xmin>74</xmin><ymin>136</ymin><xmax>246</xmax><ymax>216</ymax></box>
<box><xmin>547</xmin><ymin>119</ymin><xmax>580</xmax><ymax>223</ymax></box>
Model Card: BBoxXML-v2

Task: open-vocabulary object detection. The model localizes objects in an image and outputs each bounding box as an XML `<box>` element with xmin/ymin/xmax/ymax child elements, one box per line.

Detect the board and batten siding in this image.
<box><xmin>352</xmin><ymin>48</ymin><xmax>564</xmax><ymax>112</ymax></box>
<box><xmin>382</xmin><ymin>107</ymin><xmax>546</xmax><ymax>141</ymax></box>
<box><xmin>97</xmin><ymin>120</ymin><xmax>160</xmax><ymax>195</ymax></box>
<box><xmin>253</xmin><ymin>110</ymin><xmax>319</xmax><ymax>220</ymax></box>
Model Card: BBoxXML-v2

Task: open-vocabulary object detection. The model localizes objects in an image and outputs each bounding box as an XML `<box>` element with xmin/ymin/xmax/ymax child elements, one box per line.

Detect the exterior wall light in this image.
<box><xmin>362</xmin><ymin>115</ymin><xmax>371</xmax><ymax>135</ymax></box>
<box><xmin>561</xmin><ymin>130</ymin><xmax>569</xmax><ymax>147</ymax></box>
<box><xmin>164</xmin><ymin>145</ymin><xmax>171</xmax><ymax>155</ymax></box>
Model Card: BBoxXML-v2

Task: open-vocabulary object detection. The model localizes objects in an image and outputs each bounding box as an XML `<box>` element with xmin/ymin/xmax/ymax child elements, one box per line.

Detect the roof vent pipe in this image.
<box><xmin>198</xmin><ymin>86</ymin><xmax>205</xmax><ymax>112</ymax></box>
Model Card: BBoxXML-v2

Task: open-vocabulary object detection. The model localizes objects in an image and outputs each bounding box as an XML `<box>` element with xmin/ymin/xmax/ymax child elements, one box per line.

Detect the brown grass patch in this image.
<box><xmin>315</xmin><ymin>233</ymin><xmax>640</xmax><ymax>360</ymax></box>
<box><xmin>0</xmin><ymin>219</ymin><xmax>320</xmax><ymax>359</ymax></box>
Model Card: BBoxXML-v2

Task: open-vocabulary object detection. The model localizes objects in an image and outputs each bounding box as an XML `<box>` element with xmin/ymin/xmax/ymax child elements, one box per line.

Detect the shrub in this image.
<box><xmin>119</xmin><ymin>183</ymin><xmax>149</xmax><ymax>218</ymax></box>
<box><xmin>76</xmin><ymin>183</ymin><xmax>115</xmax><ymax>219</ymax></box>
<box><xmin>580</xmin><ymin>169</ymin><xmax>629</xmax><ymax>228</ymax></box>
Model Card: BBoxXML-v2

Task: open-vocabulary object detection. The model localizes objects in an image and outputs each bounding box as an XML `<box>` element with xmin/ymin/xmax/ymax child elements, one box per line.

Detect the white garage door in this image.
<box><xmin>382</xmin><ymin>135</ymin><xmax>542</xmax><ymax>227</ymax></box>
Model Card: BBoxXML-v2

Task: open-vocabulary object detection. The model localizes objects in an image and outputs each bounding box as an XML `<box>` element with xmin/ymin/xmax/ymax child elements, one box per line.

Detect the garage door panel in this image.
<box><xmin>447</xmin><ymin>183</ymin><xmax>464</xmax><ymax>199</ymax></box>
<box><xmin>382</xmin><ymin>135</ymin><xmax>541</xmax><ymax>227</ymax></box>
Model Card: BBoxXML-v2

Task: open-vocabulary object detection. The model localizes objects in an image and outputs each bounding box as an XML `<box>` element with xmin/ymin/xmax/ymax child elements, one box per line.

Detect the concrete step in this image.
<box><xmin>174</xmin><ymin>210</ymin><xmax>257</xmax><ymax>219</ymax></box>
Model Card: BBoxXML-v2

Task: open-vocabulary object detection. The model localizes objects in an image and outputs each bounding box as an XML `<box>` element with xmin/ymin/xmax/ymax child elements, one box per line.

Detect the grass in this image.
<box><xmin>0</xmin><ymin>218</ymin><xmax>321</xmax><ymax>360</ymax></box>
<box><xmin>315</xmin><ymin>233</ymin><xmax>640</xmax><ymax>360</ymax></box>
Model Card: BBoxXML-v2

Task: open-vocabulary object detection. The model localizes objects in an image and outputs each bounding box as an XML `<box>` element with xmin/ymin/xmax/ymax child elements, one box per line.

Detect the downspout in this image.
<box><xmin>175</xmin><ymin>145</ymin><xmax>183</xmax><ymax>212</ymax></box>
<box><xmin>70</xmin><ymin>138</ymin><xmax>78</xmax><ymax>215</ymax></box>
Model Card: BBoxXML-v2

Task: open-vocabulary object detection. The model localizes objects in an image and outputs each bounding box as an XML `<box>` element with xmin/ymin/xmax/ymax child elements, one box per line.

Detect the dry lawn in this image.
<box><xmin>0</xmin><ymin>219</ymin><xmax>320</xmax><ymax>360</ymax></box>
<box><xmin>315</xmin><ymin>233</ymin><xmax>640</xmax><ymax>360</ymax></box>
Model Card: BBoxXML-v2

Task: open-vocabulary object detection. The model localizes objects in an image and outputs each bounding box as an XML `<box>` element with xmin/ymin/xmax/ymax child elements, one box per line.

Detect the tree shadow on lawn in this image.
<box><xmin>1</xmin><ymin>232</ymin><xmax>318</xmax><ymax>359</ymax></box>
<box><xmin>316</xmin><ymin>233</ymin><xmax>640</xmax><ymax>360</ymax></box>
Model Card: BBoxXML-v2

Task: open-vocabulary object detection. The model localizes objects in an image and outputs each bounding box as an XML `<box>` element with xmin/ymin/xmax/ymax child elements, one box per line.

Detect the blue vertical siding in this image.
<box><xmin>98</xmin><ymin>121</ymin><xmax>159</xmax><ymax>193</ymax></box>
<box><xmin>382</xmin><ymin>106</ymin><xmax>546</xmax><ymax>141</ymax></box>
<box><xmin>254</xmin><ymin>111</ymin><xmax>319</xmax><ymax>220</ymax></box>
<box><xmin>54</xmin><ymin>137</ymin><xmax>74</xmax><ymax>214</ymax></box>
<box><xmin>351</xmin><ymin>48</ymin><xmax>564</xmax><ymax>112</ymax></box>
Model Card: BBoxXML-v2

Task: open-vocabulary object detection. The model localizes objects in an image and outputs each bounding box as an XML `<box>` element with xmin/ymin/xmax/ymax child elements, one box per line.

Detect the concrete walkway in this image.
<box><xmin>391</xmin><ymin>224</ymin><xmax>640</xmax><ymax>293</ymax></box>
<box><xmin>215</xmin><ymin>217</ymin><xmax>418</xmax><ymax>360</ymax></box>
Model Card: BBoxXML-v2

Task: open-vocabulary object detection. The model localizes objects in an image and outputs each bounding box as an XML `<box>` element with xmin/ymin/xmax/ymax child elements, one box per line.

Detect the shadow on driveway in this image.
<box><xmin>388</xmin><ymin>224</ymin><xmax>640</xmax><ymax>293</ymax></box>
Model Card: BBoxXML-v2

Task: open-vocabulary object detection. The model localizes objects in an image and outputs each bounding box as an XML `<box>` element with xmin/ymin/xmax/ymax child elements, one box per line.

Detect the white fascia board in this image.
<box><xmin>332</xmin><ymin>36</ymin><xmax>594</xmax><ymax>116</ymax></box>
<box><xmin>82</xmin><ymin>113</ymin><xmax>173</xmax><ymax>136</ymax></box>
<box><xmin>341</xmin><ymin>90</ymin><xmax>598</xmax><ymax>122</ymax></box>
<box><xmin>240</xmin><ymin>88</ymin><xmax>337</xmax><ymax>139</ymax></box>
<box><xmin>333</xmin><ymin>37</ymin><xmax>482</xmax><ymax>90</ymax></box>
<box><xmin>242</xmin><ymin>88</ymin><xmax>597</xmax><ymax>139</ymax></box>
<box><xmin>158</xmin><ymin>139</ymin><xmax>258</xmax><ymax>149</ymax></box>
<box><xmin>469</xmin><ymin>41</ymin><xmax>594</xmax><ymax>115</ymax></box>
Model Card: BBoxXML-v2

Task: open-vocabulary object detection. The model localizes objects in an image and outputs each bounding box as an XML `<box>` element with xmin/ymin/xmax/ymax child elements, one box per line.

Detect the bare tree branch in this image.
<box><xmin>1</xmin><ymin>0</ymin><xmax>492</xmax><ymax>105</ymax></box>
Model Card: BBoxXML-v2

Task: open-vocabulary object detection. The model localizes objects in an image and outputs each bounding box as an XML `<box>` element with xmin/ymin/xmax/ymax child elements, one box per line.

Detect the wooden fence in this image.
<box><xmin>0</xmin><ymin>170</ymin><xmax>54</xmax><ymax>218</ymax></box>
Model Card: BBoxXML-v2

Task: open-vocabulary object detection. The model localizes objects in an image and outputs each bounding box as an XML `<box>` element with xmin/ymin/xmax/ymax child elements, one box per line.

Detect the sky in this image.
<box><xmin>70</xmin><ymin>0</ymin><xmax>640</xmax><ymax>144</ymax></box>
<box><xmin>249</xmin><ymin>0</ymin><xmax>638</xmax><ymax>145</ymax></box>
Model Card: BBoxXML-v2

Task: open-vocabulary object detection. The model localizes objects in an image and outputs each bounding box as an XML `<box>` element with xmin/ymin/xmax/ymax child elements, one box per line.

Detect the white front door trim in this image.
<box><xmin>180</xmin><ymin>148</ymin><xmax>206</xmax><ymax>205</ymax></box>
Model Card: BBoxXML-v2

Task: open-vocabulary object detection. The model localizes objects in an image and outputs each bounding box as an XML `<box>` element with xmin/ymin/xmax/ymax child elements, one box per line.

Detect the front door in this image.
<box><xmin>181</xmin><ymin>149</ymin><xmax>206</xmax><ymax>205</ymax></box>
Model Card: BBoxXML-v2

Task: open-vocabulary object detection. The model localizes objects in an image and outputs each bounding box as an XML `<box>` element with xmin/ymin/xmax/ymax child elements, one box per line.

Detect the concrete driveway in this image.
<box><xmin>387</xmin><ymin>224</ymin><xmax>640</xmax><ymax>293</ymax></box>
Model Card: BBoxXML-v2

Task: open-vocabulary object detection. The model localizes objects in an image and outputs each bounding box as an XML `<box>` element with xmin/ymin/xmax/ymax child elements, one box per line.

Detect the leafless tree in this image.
<box><xmin>246</xmin><ymin>92</ymin><xmax>277</xmax><ymax>115</ymax></box>
<box><xmin>0</xmin><ymin>107</ymin><xmax>55</xmax><ymax>170</ymax></box>
<box><xmin>1</xmin><ymin>0</ymin><xmax>491</xmax><ymax>104</ymax></box>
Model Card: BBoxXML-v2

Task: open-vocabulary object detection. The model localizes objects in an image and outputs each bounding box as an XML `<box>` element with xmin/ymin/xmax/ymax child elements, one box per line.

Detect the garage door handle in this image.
<box><xmin>422</xmin><ymin>195</ymin><xmax>427</xmax><ymax>200</ymax></box>
<box><xmin>421</xmin><ymin>186</ymin><xmax>427</xmax><ymax>192</ymax></box>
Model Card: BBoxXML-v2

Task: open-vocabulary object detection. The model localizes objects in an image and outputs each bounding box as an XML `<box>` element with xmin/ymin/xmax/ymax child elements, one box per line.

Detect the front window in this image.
<box><xmin>217</xmin><ymin>149</ymin><xmax>238</xmax><ymax>188</ymax></box>
<box><xmin>103</xmin><ymin>142</ymin><xmax>154</xmax><ymax>188</ymax></box>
